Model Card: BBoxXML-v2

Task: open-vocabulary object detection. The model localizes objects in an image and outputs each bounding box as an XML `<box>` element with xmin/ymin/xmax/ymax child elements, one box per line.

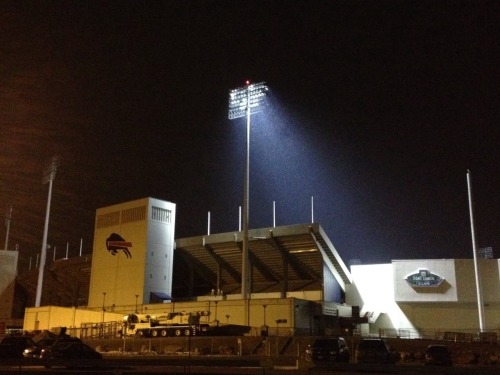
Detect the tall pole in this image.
<box><xmin>467</xmin><ymin>170</ymin><xmax>485</xmax><ymax>332</ymax></box>
<box><xmin>241</xmin><ymin>85</ymin><xmax>251</xmax><ymax>301</ymax></box>
<box><xmin>4</xmin><ymin>205</ymin><xmax>12</xmax><ymax>250</ymax></box>
<box><xmin>35</xmin><ymin>156</ymin><xmax>60</xmax><ymax>307</ymax></box>
<box><xmin>228</xmin><ymin>81</ymin><xmax>268</xmax><ymax>303</ymax></box>
<box><xmin>238</xmin><ymin>206</ymin><xmax>241</xmax><ymax>231</ymax></box>
<box><xmin>273</xmin><ymin>201</ymin><xmax>276</xmax><ymax>228</ymax></box>
<box><xmin>102</xmin><ymin>292</ymin><xmax>107</xmax><ymax>337</ymax></box>
<box><xmin>311</xmin><ymin>196</ymin><xmax>314</xmax><ymax>223</ymax></box>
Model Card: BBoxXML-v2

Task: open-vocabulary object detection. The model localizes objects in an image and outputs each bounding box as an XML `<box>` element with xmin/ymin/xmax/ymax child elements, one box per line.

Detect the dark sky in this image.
<box><xmin>1</xmin><ymin>1</ymin><xmax>499</xmax><ymax>271</ymax></box>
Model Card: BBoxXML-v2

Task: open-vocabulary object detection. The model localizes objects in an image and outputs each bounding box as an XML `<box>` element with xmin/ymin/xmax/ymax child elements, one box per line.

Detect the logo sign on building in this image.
<box><xmin>405</xmin><ymin>269</ymin><xmax>444</xmax><ymax>287</ymax></box>
<box><xmin>322</xmin><ymin>305</ymin><xmax>339</xmax><ymax>316</ymax></box>
<box><xmin>106</xmin><ymin>233</ymin><xmax>133</xmax><ymax>258</ymax></box>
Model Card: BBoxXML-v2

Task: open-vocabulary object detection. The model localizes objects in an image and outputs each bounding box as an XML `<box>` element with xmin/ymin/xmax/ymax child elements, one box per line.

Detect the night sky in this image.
<box><xmin>1</xmin><ymin>1</ymin><xmax>498</xmax><ymax>271</ymax></box>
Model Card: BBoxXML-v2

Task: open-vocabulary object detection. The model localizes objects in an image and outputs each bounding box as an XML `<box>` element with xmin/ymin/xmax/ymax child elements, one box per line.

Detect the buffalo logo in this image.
<box><xmin>106</xmin><ymin>233</ymin><xmax>132</xmax><ymax>258</ymax></box>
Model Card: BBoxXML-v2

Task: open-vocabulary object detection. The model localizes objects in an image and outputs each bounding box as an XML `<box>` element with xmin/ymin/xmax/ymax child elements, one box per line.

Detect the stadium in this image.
<box><xmin>2</xmin><ymin>197</ymin><xmax>499</xmax><ymax>344</ymax></box>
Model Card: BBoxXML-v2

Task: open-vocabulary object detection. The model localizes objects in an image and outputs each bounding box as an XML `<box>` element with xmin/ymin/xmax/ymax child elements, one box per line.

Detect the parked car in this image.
<box><xmin>40</xmin><ymin>341</ymin><xmax>102</xmax><ymax>368</ymax></box>
<box><xmin>0</xmin><ymin>336</ymin><xmax>36</xmax><ymax>358</ymax></box>
<box><xmin>305</xmin><ymin>337</ymin><xmax>350</xmax><ymax>363</ymax></box>
<box><xmin>354</xmin><ymin>338</ymin><xmax>399</xmax><ymax>364</ymax></box>
<box><xmin>23</xmin><ymin>337</ymin><xmax>81</xmax><ymax>358</ymax></box>
<box><xmin>424</xmin><ymin>344</ymin><xmax>452</xmax><ymax>366</ymax></box>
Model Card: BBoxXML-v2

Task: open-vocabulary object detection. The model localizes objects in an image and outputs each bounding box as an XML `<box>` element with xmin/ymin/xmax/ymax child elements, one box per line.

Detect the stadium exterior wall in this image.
<box><xmin>346</xmin><ymin>259</ymin><xmax>500</xmax><ymax>338</ymax></box>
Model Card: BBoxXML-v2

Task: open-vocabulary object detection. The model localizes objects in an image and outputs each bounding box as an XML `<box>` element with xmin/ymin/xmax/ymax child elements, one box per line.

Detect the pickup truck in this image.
<box><xmin>0</xmin><ymin>336</ymin><xmax>36</xmax><ymax>358</ymax></box>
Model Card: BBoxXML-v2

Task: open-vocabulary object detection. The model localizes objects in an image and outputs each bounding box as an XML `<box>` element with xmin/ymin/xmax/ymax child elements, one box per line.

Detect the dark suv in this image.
<box><xmin>354</xmin><ymin>338</ymin><xmax>399</xmax><ymax>364</ymax></box>
<box><xmin>424</xmin><ymin>345</ymin><xmax>452</xmax><ymax>366</ymax></box>
<box><xmin>23</xmin><ymin>337</ymin><xmax>81</xmax><ymax>358</ymax></box>
<box><xmin>305</xmin><ymin>337</ymin><xmax>350</xmax><ymax>363</ymax></box>
<box><xmin>0</xmin><ymin>336</ymin><xmax>36</xmax><ymax>358</ymax></box>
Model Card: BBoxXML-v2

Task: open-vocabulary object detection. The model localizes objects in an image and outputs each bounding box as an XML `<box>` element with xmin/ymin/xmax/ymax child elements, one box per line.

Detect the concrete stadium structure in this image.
<box><xmin>347</xmin><ymin>259</ymin><xmax>500</xmax><ymax>339</ymax></box>
<box><xmin>21</xmin><ymin>197</ymin><xmax>358</xmax><ymax>337</ymax></box>
<box><xmin>87</xmin><ymin>197</ymin><xmax>176</xmax><ymax>310</ymax></box>
<box><xmin>2</xmin><ymin>197</ymin><xmax>498</xmax><ymax>341</ymax></box>
<box><xmin>0</xmin><ymin>250</ymin><xmax>18</xmax><ymax>332</ymax></box>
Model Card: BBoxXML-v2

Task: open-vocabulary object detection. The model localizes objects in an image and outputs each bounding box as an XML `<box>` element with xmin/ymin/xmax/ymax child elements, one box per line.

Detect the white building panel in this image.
<box><xmin>393</xmin><ymin>259</ymin><xmax>458</xmax><ymax>302</ymax></box>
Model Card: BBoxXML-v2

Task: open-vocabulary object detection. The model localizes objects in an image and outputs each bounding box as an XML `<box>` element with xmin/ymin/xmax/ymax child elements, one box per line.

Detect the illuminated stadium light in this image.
<box><xmin>228</xmin><ymin>81</ymin><xmax>268</xmax><ymax>303</ymax></box>
<box><xmin>228</xmin><ymin>81</ymin><xmax>268</xmax><ymax>120</ymax></box>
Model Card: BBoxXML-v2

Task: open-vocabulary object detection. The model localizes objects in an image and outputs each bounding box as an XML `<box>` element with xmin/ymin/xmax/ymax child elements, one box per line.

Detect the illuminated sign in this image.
<box><xmin>405</xmin><ymin>269</ymin><xmax>444</xmax><ymax>287</ymax></box>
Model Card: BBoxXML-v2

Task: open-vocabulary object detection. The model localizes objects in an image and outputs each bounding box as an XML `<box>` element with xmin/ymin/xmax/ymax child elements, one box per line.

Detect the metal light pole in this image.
<box><xmin>228</xmin><ymin>81</ymin><xmax>268</xmax><ymax>301</ymax></box>
<box><xmin>102</xmin><ymin>292</ymin><xmax>107</xmax><ymax>337</ymax></box>
<box><xmin>35</xmin><ymin>156</ymin><xmax>60</xmax><ymax>307</ymax></box>
<box><xmin>4</xmin><ymin>205</ymin><xmax>12</xmax><ymax>250</ymax></box>
<box><xmin>467</xmin><ymin>170</ymin><xmax>485</xmax><ymax>332</ymax></box>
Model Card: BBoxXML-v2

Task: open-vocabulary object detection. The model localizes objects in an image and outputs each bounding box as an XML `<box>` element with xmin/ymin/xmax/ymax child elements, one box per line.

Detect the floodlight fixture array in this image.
<box><xmin>228</xmin><ymin>81</ymin><xmax>268</xmax><ymax>120</ymax></box>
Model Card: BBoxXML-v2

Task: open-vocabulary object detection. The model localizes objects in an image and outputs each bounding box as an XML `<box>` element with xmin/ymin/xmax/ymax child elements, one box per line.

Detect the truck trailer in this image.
<box><xmin>122</xmin><ymin>311</ymin><xmax>213</xmax><ymax>337</ymax></box>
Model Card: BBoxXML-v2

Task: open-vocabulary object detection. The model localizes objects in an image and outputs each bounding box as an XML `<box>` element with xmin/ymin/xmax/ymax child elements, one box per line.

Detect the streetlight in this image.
<box><xmin>228</xmin><ymin>81</ymin><xmax>268</xmax><ymax>301</ymax></box>
<box><xmin>35</xmin><ymin>156</ymin><xmax>60</xmax><ymax>307</ymax></box>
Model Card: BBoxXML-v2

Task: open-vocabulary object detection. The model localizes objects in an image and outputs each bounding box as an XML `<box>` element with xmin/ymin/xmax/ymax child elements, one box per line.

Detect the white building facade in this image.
<box><xmin>346</xmin><ymin>259</ymin><xmax>500</xmax><ymax>339</ymax></box>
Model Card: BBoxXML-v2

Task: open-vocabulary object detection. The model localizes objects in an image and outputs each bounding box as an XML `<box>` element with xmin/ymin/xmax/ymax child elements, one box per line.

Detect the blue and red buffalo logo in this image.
<box><xmin>106</xmin><ymin>233</ymin><xmax>132</xmax><ymax>258</ymax></box>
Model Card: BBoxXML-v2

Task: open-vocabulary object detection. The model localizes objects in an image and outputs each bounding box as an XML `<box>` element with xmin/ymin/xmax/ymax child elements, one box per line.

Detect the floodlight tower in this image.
<box><xmin>228</xmin><ymin>81</ymin><xmax>268</xmax><ymax>300</ymax></box>
<box><xmin>35</xmin><ymin>156</ymin><xmax>60</xmax><ymax>307</ymax></box>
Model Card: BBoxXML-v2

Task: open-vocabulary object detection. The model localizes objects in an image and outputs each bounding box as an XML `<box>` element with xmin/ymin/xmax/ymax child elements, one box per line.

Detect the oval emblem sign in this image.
<box><xmin>406</xmin><ymin>269</ymin><xmax>444</xmax><ymax>287</ymax></box>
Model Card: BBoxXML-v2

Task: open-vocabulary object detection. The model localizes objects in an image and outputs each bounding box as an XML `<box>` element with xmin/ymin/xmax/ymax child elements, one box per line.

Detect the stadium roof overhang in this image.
<box><xmin>174</xmin><ymin>223</ymin><xmax>351</xmax><ymax>297</ymax></box>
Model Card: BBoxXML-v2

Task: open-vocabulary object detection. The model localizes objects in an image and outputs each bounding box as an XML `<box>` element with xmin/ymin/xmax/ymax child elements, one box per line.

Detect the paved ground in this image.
<box><xmin>2</xmin><ymin>357</ymin><xmax>500</xmax><ymax>375</ymax></box>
